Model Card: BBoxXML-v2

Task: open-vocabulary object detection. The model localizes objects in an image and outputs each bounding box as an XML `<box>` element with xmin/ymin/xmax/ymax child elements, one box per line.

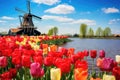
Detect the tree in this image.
<box><xmin>48</xmin><ymin>28</ymin><xmax>53</xmax><ymax>36</ymax></box>
<box><xmin>103</xmin><ymin>27</ymin><xmax>111</xmax><ymax>37</ymax></box>
<box><xmin>96</xmin><ymin>27</ymin><xmax>103</xmax><ymax>37</ymax></box>
<box><xmin>80</xmin><ymin>23</ymin><xmax>87</xmax><ymax>37</ymax></box>
<box><xmin>53</xmin><ymin>27</ymin><xmax>58</xmax><ymax>36</ymax></box>
<box><xmin>47</xmin><ymin>27</ymin><xmax>58</xmax><ymax>36</ymax></box>
<box><xmin>88</xmin><ymin>28</ymin><xmax>94</xmax><ymax>37</ymax></box>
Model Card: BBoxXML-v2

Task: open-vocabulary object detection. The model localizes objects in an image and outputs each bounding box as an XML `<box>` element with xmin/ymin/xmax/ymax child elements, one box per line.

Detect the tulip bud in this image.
<box><xmin>50</xmin><ymin>68</ymin><xmax>61</xmax><ymax>80</ymax></box>
<box><xmin>115</xmin><ymin>55</ymin><xmax>120</xmax><ymax>64</ymax></box>
<box><xmin>90</xmin><ymin>50</ymin><xmax>97</xmax><ymax>58</ymax></box>
<box><xmin>83</xmin><ymin>50</ymin><xmax>89</xmax><ymax>57</ymax></box>
<box><xmin>99</xmin><ymin>50</ymin><xmax>105</xmax><ymax>58</ymax></box>
<box><xmin>103</xmin><ymin>74</ymin><xmax>115</xmax><ymax>80</ymax></box>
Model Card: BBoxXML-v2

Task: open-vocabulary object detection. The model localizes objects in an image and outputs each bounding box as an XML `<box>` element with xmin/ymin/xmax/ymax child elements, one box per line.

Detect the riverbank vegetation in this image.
<box><xmin>79</xmin><ymin>23</ymin><xmax>112</xmax><ymax>38</ymax></box>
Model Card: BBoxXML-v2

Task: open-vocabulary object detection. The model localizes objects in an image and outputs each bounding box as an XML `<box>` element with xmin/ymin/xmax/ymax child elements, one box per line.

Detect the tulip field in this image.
<box><xmin>0</xmin><ymin>35</ymin><xmax>120</xmax><ymax>80</ymax></box>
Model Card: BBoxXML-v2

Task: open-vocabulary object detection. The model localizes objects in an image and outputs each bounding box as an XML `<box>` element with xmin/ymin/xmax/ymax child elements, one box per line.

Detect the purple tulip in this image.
<box><xmin>0</xmin><ymin>56</ymin><xmax>7</xmax><ymax>67</ymax></box>
<box><xmin>99</xmin><ymin>50</ymin><xmax>105</xmax><ymax>58</ymax></box>
<box><xmin>30</xmin><ymin>62</ymin><xmax>44</xmax><ymax>78</ymax></box>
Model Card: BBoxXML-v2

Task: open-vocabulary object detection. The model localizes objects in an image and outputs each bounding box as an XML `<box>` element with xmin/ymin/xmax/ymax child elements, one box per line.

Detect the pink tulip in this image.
<box><xmin>30</xmin><ymin>62</ymin><xmax>44</xmax><ymax>78</ymax></box>
<box><xmin>99</xmin><ymin>50</ymin><xmax>105</xmax><ymax>58</ymax></box>
<box><xmin>0</xmin><ymin>56</ymin><xmax>7</xmax><ymax>67</ymax></box>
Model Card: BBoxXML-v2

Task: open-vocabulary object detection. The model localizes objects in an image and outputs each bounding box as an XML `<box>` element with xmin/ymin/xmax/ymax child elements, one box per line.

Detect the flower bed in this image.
<box><xmin>0</xmin><ymin>35</ymin><xmax>120</xmax><ymax>80</ymax></box>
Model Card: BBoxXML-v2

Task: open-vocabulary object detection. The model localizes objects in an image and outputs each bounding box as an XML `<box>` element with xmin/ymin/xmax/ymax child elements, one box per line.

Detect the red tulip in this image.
<box><xmin>58</xmin><ymin>47</ymin><xmax>68</xmax><ymax>56</ymax></box>
<box><xmin>90</xmin><ymin>50</ymin><xmax>97</xmax><ymax>58</ymax></box>
<box><xmin>83</xmin><ymin>50</ymin><xmax>89</xmax><ymax>57</ymax></box>
<box><xmin>12</xmin><ymin>49</ymin><xmax>22</xmax><ymax>65</ymax></box>
<box><xmin>77</xmin><ymin>51</ymin><xmax>85</xmax><ymax>59</ymax></box>
<box><xmin>9</xmin><ymin>68</ymin><xmax>17</xmax><ymax>78</ymax></box>
<box><xmin>44</xmin><ymin>56</ymin><xmax>54</xmax><ymax>66</ymax></box>
<box><xmin>75</xmin><ymin>60</ymin><xmax>88</xmax><ymax>69</ymax></box>
<box><xmin>0</xmin><ymin>56</ymin><xmax>7</xmax><ymax>67</ymax></box>
<box><xmin>99</xmin><ymin>50</ymin><xmax>105</xmax><ymax>58</ymax></box>
<box><xmin>0</xmin><ymin>68</ymin><xmax>17</xmax><ymax>79</ymax></box>
<box><xmin>55</xmin><ymin>58</ymin><xmax>71</xmax><ymax>74</ymax></box>
<box><xmin>22</xmin><ymin>55</ymin><xmax>31</xmax><ymax>68</ymax></box>
<box><xmin>70</xmin><ymin>54</ymin><xmax>79</xmax><ymax>63</ymax></box>
<box><xmin>33</xmin><ymin>56</ymin><xmax>43</xmax><ymax>66</ymax></box>
<box><xmin>67</xmin><ymin>48</ymin><xmax>75</xmax><ymax>57</ymax></box>
<box><xmin>112</xmin><ymin>66</ymin><xmax>120</xmax><ymax>80</ymax></box>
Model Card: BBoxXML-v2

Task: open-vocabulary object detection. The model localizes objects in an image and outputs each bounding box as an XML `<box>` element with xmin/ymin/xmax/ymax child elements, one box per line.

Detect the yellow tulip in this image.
<box><xmin>50</xmin><ymin>68</ymin><xmax>61</xmax><ymax>80</ymax></box>
<box><xmin>116</xmin><ymin>55</ymin><xmax>120</xmax><ymax>64</ymax></box>
<box><xmin>103</xmin><ymin>74</ymin><xmax>115</xmax><ymax>80</ymax></box>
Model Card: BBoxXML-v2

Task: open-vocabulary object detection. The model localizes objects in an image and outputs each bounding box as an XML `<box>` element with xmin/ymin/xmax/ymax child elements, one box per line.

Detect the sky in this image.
<box><xmin>0</xmin><ymin>0</ymin><xmax>120</xmax><ymax>35</ymax></box>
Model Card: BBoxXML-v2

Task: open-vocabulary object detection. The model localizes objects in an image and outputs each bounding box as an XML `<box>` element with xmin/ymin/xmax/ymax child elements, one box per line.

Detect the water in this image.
<box><xmin>61</xmin><ymin>38</ymin><xmax>120</xmax><ymax>59</ymax></box>
<box><xmin>61</xmin><ymin>38</ymin><xmax>120</xmax><ymax>73</ymax></box>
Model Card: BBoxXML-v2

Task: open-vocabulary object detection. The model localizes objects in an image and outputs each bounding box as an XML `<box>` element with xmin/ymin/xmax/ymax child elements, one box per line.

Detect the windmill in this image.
<box><xmin>8</xmin><ymin>0</ymin><xmax>42</xmax><ymax>36</ymax></box>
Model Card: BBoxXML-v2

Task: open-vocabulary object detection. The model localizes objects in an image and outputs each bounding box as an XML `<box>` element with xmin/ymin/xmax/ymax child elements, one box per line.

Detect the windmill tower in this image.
<box><xmin>8</xmin><ymin>0</ymin><xmax>42</xmax><ymax>36</ymax></box>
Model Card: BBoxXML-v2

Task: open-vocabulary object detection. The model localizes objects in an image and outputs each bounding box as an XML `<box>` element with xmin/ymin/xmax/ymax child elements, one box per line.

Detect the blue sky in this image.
<box><xmin>0</xmin><ymin>0</ymin><xmax>120</xmax><ymax>35</ymax></box>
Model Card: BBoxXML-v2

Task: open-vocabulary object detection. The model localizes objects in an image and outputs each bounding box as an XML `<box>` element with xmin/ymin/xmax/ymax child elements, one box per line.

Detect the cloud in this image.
<box><xmin>44</xmin><ymin>4</ymin><xmax>75</xmax><ymax>14</ymax></box>
<box><xmin>42</xmin><ymin>15</ymin><xmax>74</xmax><ymax>22</ymax></box>
<box><xmin>1</xmin><ymin>16</ymin><xmax>17</xmax><ymax>20</ymax></box>
<box><xmin>32</xmin><ymin>0</ymin><xmax>60</xmax><ymax>5</ymax></box>
<box><xmin>71</xmin><ymin>19</ymin><xmax>96</xmax><ymax>25</ymax></box>
<box><xmin>109</xmin><ymin>19</ymin><xmax>120</xmax><ymax>24</ymax></box>
<box><xmin>42</xmin><ymin>15</ymin><xmax>96</xmax><ymax>25</ymax></box>
<box><xmin>0</xmin><ymin>20</ymin><xmax>6</xmax><ymax>23</ymax></box>
<box><xmin>102</xmin><ymin>7</ymin><xmax>119</xmax><ymax>14</ymax></box>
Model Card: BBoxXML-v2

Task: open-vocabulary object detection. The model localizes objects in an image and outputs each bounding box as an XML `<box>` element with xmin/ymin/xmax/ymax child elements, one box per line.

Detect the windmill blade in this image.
<box><xmin>15</xmin><ymin>8</ymin><xmax>27</xmax><ymax>13</ymax></box>
<box><xmin>19</xmin><ymin>15</ymin><xmax>23</xmax><ymax>26</ymax></box>
<box><xmin>32</xmin><ymin>14</ymin><xmax>42</xmax><ymax>19</ymax></box>
<box><xmin>27</xmin><ymin>0</ymin><xmax>31</xmax><ymax>13</ymax></box>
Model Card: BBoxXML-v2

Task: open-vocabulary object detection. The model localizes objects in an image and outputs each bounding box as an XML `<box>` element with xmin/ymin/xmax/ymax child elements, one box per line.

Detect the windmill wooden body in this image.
<box><xmin>8</xmin><ymin>0</ymin><xmax>41</xmax><ymax>36</ymax></box>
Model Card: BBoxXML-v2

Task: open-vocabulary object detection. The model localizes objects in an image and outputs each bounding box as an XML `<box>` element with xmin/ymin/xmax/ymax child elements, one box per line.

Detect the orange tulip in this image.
<box><xmin>90</xmin><ymin>77</ymin><xmax>101</xmax><ymax>80</ymax></box>
<box><xmin>50</xmin><ymin>45</ymin><xmax>58</xmax><ymax>52</ymax></box>
<box><xmin>74</xmin><ymin>68</ymin><xmax>88</xmax><ymax>80</ymax></box>
<box><xmin>96</xmin><ymin>58</ymin><xmax>103</xmax><ymax>68</ymax></box>
<box><xmin>42</xmin><ymin>44</ymin><xmax>48</xmax><ymax>55</ymax></box>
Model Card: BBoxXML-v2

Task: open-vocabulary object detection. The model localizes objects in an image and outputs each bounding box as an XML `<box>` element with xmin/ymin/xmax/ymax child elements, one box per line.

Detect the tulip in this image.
<box><xmin>33</xmin><ymin>56</ymin><xmax>43</xmax><ymax>65</ymax></box>
<box><xmin>99</xmin><ymin>50</ymin><xmax>105</xmax><ymax>58</ymax></box>
<box><xmin>77</xmin><ymin>51</ymin><xmax>85</xmax><ymax>60</ymax></box>
<box><xmin>103</xmin><ymin>74</ymin><xmax>115</xmax><ymax>80</ymax></box>
<box><xmin>49</xmin><ymin>45</ymin><xmax>58</xmax><ymax>52</ymax></box>
<box><xmin>75</xmin><ymin>60</ymin><xmax>88</xmax><ymax>69</ymax></box>
<box><xmin>74</xmin><ymin>68</ymin><xmax>88</xmax><ymax>80</ymax></box>
<box><xmin>67</xmin><ymin>48</ymin><xmax>75</xmax><ymax>57</ymax></box>
<box><xmin>30</xmin><ymin>62</ymin><xmax>44</xmax><ymax>78</ymax></box>
<box><xmin>22</xmin><ymin>55</ymin><xmax>31</xmax><ymax>68</ymax></box>
<box><xmin>44</xmin><ymin>57</ymin><xmax>54</xmax><ymax>66</ymax></box>
<box><xmin>83</xmin><ymin>50</ymin><xmax>89</xmax><ymax>57</ymax></box>
<box><xmin>115</xmin><ymin>55</ymin><xmax>120</xmax><ymax>64</ymax></box>
<box><xmin>112</xmin><ymin>66</ymin><xmax>120</xmax><ymax>80</ymax></box>
<box><xmin>0</xmin><ymin>56</ymin><xmax>7</xmax><ymax>67</ymax></box>
<box><xmin>90</xmin><ymin>50</ymin><xmax>97</xmax><ymax>58</ymax></box>
<box><xmin>55</xmin><ymin>58</ymin><xmax>71</xmax><ymax>74</ymax></box>
<box><xmin>100</xmin><ymin>58</ymin><xmax>114</xmax><ymax>71</ymax></box>
<box><xmin>90</xmin><ymin>77</ymin><xmax>101</xmax><ymax>80</ymax></box>
<box><xmin>58</xmin><ymin>47</ymin><xmax>68</xmax><ymax>56</ymax></box>
<box><xmin>96</xmin><ymin>58</ymin><xmax>103</xmax><ymax>68</ymax></box>
<box><xmin>50</xmin><ymin>68</ymin><xmax>61</xmax><ymax>80</ymax></box>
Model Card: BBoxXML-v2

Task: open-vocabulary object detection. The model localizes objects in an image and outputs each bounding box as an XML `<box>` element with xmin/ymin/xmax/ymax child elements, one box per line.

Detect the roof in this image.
<box><xmin>10</xmin><ymin>28</ymin><xmax>21</xmax><ymax>33</ymax></box>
